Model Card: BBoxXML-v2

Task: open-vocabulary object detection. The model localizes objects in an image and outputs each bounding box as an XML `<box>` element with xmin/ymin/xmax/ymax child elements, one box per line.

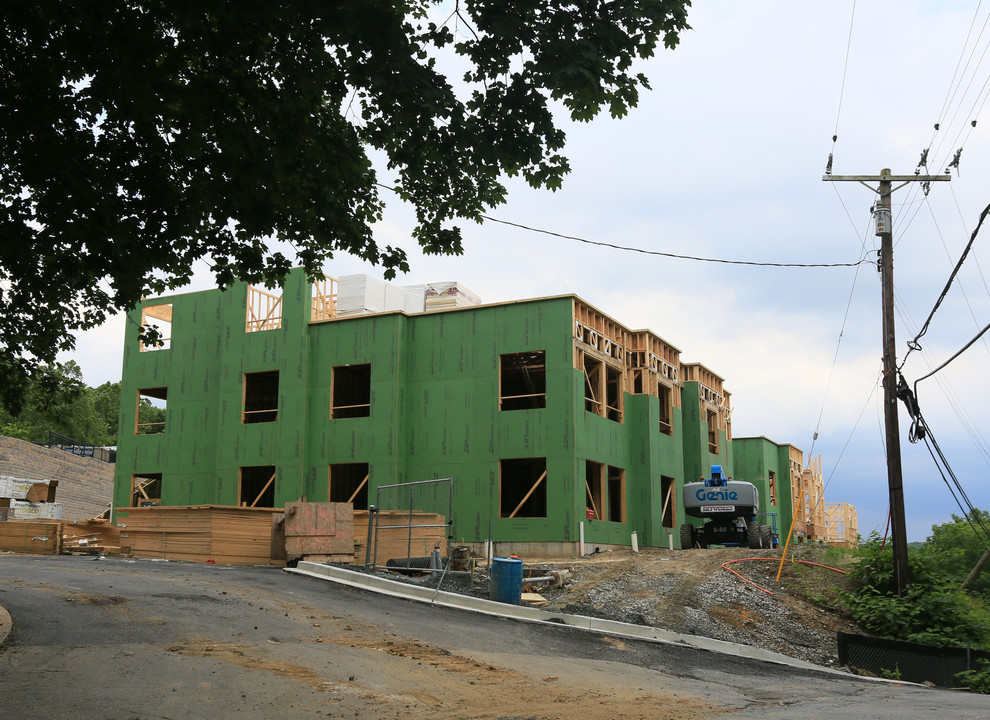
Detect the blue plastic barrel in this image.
<box><xmin>489</xmin><ymin>556</ymin><xmax>523</xmax><ymax>604</ymax></box>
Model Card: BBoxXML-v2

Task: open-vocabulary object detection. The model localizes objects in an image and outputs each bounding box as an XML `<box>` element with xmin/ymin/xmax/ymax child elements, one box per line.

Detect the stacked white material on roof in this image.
<box><xmin>336</xmin><ymin>275</ymin><xmax>427</xmax><ymax>316</ymax></box>
<box><xmin>383</xmin><ymin>283</ymin><xmax>406</xmax><ymax>313</ymax></box>
<box><xmin>425</xmin><ymin>282</ymin><xmax>482</xmax><ymax>311</ymax></box>
<box><xmin>10</xmin><ymin>499</ymin><xmax>62</xmax><ymax>520</ymax></box>
<box><xmin>337</xmin><ymin>274</ymin><xmax>389</xmax><ymax>317</ymax></box>
<box><xmin>400</xmin><ymin>284</ymin><xmax>426</xmax><ymax>313</ymax></box>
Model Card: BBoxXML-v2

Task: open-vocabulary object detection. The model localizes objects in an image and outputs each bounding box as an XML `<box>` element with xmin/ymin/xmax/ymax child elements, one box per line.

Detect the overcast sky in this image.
<box><xmin>67</xmin><ymin>1</ymin><xmax>990</xmax><ymax>542</ymax></box>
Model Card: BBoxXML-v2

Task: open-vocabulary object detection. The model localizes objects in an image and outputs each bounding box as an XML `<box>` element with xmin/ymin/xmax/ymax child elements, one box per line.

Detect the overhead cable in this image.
<box><xmin>897</xmin><ymin>371</ymin><xmax>990</xmax><ymax>552</ymax></box>
<box><xmin>913</xmin><ymin>318</ymin><xmax>990</xmax><ymax>388</ymax></box>
<box><xmin>825</xmin><ymin>0</ymin><xmax>859</xmax><ymax>176</ymax></box>
<box><xmin>478</xmin><ymin>215</ymin><xmax>870</xmax><ymax>268</ymax></box>
<box><xmin>902</xmin><ymin>200</ymin><xmax>990</xmax><ymax>367</ymax></box>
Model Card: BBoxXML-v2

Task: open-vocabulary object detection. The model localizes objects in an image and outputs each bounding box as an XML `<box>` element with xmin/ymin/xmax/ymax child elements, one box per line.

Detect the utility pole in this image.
<box><xmin>823</xmin><ymin>168</ymin><xmax>949</xmax><ymax>595</ymax></box>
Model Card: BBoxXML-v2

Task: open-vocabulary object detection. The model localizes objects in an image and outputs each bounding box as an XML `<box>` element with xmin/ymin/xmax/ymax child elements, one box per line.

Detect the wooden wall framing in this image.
<box><xmin>311</xmin><ymin>275</ymin><xmax>338</xmax><ymax>322</ymax></box>
<box><xmin>246</xmin><ymin>285</ymin><xmax>283</xmax><ymax>332</ymax></box>
<box><xmin>825</xmin><ymin>502</ymin><xmax>858</xmax><ymax>546</ymax></box>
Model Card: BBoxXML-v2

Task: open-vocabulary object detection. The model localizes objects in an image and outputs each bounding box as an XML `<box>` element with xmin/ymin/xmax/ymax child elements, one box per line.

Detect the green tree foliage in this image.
<box><xmin>0</xmin><ymin>361</ymin><xmax>112</xmax><ymax>446</ymax></box>
<box><xmin>91</xmin><ymin>382</ymin><xmax>122</xmax><ymax>444</ymax></box>
<box><xmin>840</xmin><ymin>532</ymin><xmax>990</xmax><ymax>650</ymax></box>
<box><xmin>926</xmin><ymin>510</ymin><xmax>990</xmax><ymax>597</ymax></box>
<box><xmin>0</xmin><ymin>1</ymin><xmax>692</xmax><ymax>413</ymax></box>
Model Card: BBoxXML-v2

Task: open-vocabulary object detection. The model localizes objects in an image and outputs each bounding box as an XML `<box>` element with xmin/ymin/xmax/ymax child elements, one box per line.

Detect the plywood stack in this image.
<box><xmin>283</xmin><ymin>501</ymin><xmax>355</xmax><ymax>563</ymax></box>
<box><xmin>62</xmin><ymin>519</ymin><xmax>126</xmax><ymax>556</ymax></box>
<box><xmin>114</xmin><ymin>505</ymin><xmax>284</xmax><ymax>566</ymax></box>
<box><xmin>0</xmin><ymin>520</ymin><xmax>62</xmax><ymax>555</ymax></box>
<box><xmin>352</xmin><ymin>510</ymin><xmax>447</xmax><ymax>566</ymax></box>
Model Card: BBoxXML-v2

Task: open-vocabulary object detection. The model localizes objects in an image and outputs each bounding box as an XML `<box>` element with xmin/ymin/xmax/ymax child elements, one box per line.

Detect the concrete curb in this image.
<box><xmin>0</xmin><ymin>605</ymin><xmax>11</xmax><ymax>648</ymax></box>
<box><xmin>285</xmin><ymin>561</ymin><xmax>854</xmax><ymax>677</ymax></box>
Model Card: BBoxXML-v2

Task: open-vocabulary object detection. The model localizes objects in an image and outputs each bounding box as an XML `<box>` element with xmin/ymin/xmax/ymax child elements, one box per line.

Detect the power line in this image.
<box><xmin>913</xmin><ymin>318</ymin><xmax>990</xmax><ymax>388</ymax></box>
<box><xmin>374</xmin><ymin>182</ymin><xmax>870</xmax><ymax>268</ymax></box>
<box><xmin>807</xmin><ymin>208</ymin><xmax>874</xmax><ymax>460</ymax></box>
<box><xmin>902</xmin><ymin>199</ymin><xmax>990</xmax><ymax>368</ymax></box>
<box><xmin>477</xmin><ymin>214</ymin><xmax>870</xmax><ymax>268</ymax></box>
<box><xmin>825</xmin><ymin>0</ymin><xmax>858</xmax><ymax>176</ymax></box>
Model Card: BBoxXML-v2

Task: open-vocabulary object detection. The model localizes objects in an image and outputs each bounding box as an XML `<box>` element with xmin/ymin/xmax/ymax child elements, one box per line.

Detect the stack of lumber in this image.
<box><xmin>0</xmin><ymin>520</ymin><xmax>62</xmax><ymax>555</ymax></box>
<box><xmin>114</xmin><ymin>505</ymin><xmax>284</xmax><ymax>566</ymax></box>
<box><xmin>283</xmin><ymin>502</ymin><xmax>355</xmax><ymax>563</ymax></box>
<box><xmin>62</xmin><ymin>519</ymin><xmax>126</xmax><ymax>556</ymax></box>
<box><xmin>353</xmin><ymin>510</ymin><xmax>447</xmax><ymax>566</ymax></box>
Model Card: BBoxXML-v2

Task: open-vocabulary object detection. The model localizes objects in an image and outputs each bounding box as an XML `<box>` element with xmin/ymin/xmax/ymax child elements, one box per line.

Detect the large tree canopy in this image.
<box><xmin>0</xmin><ymin>1</ymin><xmax>691</xmax><ymax>412</ymax></box>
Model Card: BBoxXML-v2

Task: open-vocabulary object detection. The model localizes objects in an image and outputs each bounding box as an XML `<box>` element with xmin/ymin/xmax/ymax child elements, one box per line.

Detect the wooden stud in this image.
<box><xmin>346</xmin><ymin>474</ymin><xmax>370</xmax><ymax>505</ymax></box>
<box><xmin>508</xmin><ymin>470</ymin><xmax>547</xmax><ymax>519</ymax></box>
<box><xmin>250</xmin><ymin>471</ymin><xmax>276</xmax><ymax>508</ymax></box>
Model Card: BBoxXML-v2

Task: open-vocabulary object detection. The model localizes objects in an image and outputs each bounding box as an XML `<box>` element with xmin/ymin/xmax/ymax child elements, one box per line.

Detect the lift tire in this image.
<box><xmin>679</xmin><ymin>524</ymin><xmax>695</xmax><ymax>549</ymax></box>
<box><xmin>760</xmin><ymin>524</ymin><xmax>773</xmax><ymax>548</ymax></box>
<box><xmin>747</xmin><ymin>521</ymin><xmax>761</xmax><ymax>549</ymax></box>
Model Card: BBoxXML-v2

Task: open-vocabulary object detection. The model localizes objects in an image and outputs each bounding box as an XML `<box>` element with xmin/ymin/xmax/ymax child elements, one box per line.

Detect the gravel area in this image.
<box><xmin>341</xmin><ymin>545</ymin><xmax>865</xmax><ymax>668</ymax></box>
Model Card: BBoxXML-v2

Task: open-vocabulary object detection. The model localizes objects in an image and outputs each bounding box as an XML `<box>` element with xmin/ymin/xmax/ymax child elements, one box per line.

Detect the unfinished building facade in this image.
<box><xmin>114</xmin><ymin>269</ymin><xmax>848</xmax><ymax>553</ymax></box>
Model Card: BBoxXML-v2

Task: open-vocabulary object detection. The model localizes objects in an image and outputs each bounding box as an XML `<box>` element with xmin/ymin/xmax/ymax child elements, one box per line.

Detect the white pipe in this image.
<box><xmin>579</xmin><ymin>521</ymin><xmax>585</xmax><ymax>556</ymax></box>
<box><xmin>631</xmin><ymin>530</ymin><xmax>639</xmax><ymax>553</ymax></box>
<box><xmin>668</xmin><ymin>530</ymin><xmax>674</xmax><ymax>551</ymax></box>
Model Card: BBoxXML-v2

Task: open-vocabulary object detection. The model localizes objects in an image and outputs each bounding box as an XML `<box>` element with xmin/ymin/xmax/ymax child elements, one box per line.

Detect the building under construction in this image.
<box><xmin>113</xmin><ymin>269</ymin><xmax>855</xmax><ymax>555</ymax></box>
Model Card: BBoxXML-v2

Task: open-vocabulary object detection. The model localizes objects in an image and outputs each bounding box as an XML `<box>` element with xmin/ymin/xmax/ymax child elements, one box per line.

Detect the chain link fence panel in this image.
<box><xmin>372</xmin><ymin>478</ymin><xmax>453</xmax><ymax>569</ymax></box>
<box><xmin>837</xmin><ymin>631</ymin><xmax>990</xmax><ymax>687</ymax></box>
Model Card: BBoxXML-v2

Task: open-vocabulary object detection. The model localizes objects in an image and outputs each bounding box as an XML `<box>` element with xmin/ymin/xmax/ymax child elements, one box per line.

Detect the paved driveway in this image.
<box><xmin>0</xmin><ymin>555</ymin><xmax>987</xmax><ymax>719</ymax></box>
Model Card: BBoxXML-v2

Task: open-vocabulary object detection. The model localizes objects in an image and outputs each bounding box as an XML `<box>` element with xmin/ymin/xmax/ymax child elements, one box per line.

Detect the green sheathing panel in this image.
<box><xmin>626</xmin><ymin>394</ymin><xmax>685</xmax><ymax>548</ymax></box>
<box><xmin>679</xmin><ymin>381</ymin><xmax>730</xmax><ymax>530</ymax></box>
<box><xmin>731</xmin><ymin>437</ymin><xmax>791</xmax><ymax>535</ymax></box>
<box><xmin>398</xmin><ymin>298</ymin><xmax>576</xmax><ymax>545</ymax></box>
<box><xmin>115</xmin><ymin>285</ymin><xmax>222</xmax><ymax>509</ymax></box>
<box><xmin>114</xmin><ymin>272</ymin><xmax>314</xmax><ymax>510</ymax></box>
<box><xmin>305</xmin><ymin>312</ymin><xmax>405</xmax><ymax>503</ymax></box>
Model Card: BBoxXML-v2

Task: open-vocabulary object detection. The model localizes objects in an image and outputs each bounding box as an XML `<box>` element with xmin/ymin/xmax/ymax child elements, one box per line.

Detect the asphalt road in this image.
<box><xmin>0</xmin><ymin>555</ymin><xmax>987</xmax><ymax>719</ymax></box>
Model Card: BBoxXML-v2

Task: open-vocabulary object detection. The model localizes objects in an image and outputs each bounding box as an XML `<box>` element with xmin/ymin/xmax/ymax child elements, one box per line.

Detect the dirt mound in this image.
<box><xmin>524</xmin><ymin>545</ymin><xmax>863</xmax><ymax>667</ymax></box>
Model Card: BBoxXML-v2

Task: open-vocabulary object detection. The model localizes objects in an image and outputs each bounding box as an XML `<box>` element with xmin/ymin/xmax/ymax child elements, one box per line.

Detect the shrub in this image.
<box><xmin>839</xmin><ymin>533</ymin><xmax>990</xmax><ymax>649</ymax></box>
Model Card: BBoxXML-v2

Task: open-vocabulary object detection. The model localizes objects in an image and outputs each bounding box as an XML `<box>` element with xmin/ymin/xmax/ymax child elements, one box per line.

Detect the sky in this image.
<box><xmin>65</xmin><ymin>1</ymin><xmax>990</xmax><ymax>542</ymax></box>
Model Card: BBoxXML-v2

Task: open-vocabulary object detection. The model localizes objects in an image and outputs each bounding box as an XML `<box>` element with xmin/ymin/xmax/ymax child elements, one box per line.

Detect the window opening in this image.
<box><xmin>330</xmin><ymin>463</ymin><xmax>369</xmax><ymax>510</ymax></box>
<box><xmin>585</xmin><ymin>461</ymin><xmax>604</xmax><ymax>520</ymax></box>
<box><xmin>605</xmin><ymin>365</ymin><xmax>623</xmax><ymax>422</ymax></box>
<box><xmin>243</xmin><ymin>371</ymin><xmax>279</xmax><ymax>423</ymax></box>
<box><xmin>500</xmin><ymin>351</ymin><xmax>546</xmax><ymax>410</ymax></box>
<box><xmin>131</xmin><ymin>473</ymin><xmax>162</xmax><ymax>507</ymax></box>
<box><xmin>706</xmin><ymin>408</ymin><xmax>719</xmax><ymax>454</ymax></box>
<box><xmin>660</xmin><ymin>475</ymin><xmax>676</xmax><ymax>528</ymax></box>
<box><xmin>658</xmin><ymin>383</ymin><xmax>673</xmax><ymax>435</ymax></box>
<box><xmin>768</xmin><ymin>470</ymin><xmax>777</xmax><ymax>505</ymax></box>
<box><xmin>139</xmin><ymin>304</ymin><xmax>172</xmax><ymax>351</ymax></box>
<box><xmin>500</xmin><ymin>458</ymin><xmax>547</xmax><ymax>518</ymax></box>
<box><xmin>583</xmin><ymin>356</ymin><xmax>602</xmax><ymax>414</ymax></box>
<box><xmin>136</xmin><ymin>387</ymin><xmax>167</xmax><ymax>434</ymax></box>
<box><xmin>240</xmin><ymin>466</ymin><xmax>276</xmax><ymax>507</ymax></box>
<box><xmin>607</xmin><ymin>466</ymin><xmax>625</xmax><ymax>522</ymax></box>
<box><xmin>246</xmin><ymin>285</ymin><xmax>282</xmax><ymax>332</ymax></box>
<box><xmin>331</xmin><ymin>364</ymin><xmax>371</xmax><ymax>418</ymax></box>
